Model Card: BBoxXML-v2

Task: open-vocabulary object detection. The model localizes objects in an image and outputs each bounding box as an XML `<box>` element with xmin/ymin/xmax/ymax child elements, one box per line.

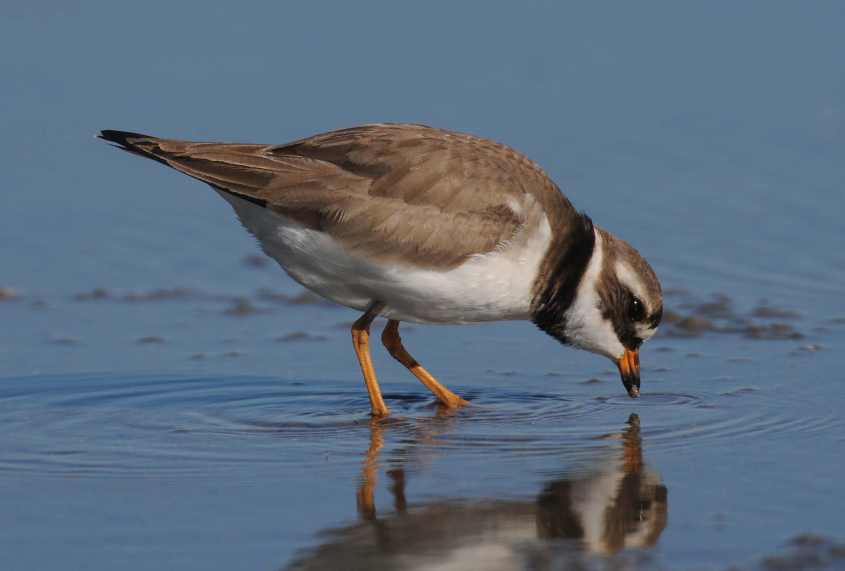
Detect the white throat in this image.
<box><xmin>564</xmin><ymin>229</ymin><xmax>625</xmax><ymax>359</ymax></box>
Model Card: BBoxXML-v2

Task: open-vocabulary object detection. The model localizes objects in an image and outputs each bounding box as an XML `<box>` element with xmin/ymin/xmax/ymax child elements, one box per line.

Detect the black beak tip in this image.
<box><xmin>621</xmin><ymin>375</ymin><xmax>641</xmax><ymax>398</ymax></box>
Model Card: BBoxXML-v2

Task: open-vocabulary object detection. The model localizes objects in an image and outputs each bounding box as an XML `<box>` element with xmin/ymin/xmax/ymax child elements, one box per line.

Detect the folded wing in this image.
<box><xmin>100</xmin><ymin>124</ymin><xmax>567</xmax><ymax>269</ymax></box>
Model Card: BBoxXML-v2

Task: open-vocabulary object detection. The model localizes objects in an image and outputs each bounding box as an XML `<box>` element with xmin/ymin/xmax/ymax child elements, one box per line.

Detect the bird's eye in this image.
<box><xmin>629</xmin><ymin>296</ymin><xmax>645</xmax><ymax>322</ymax></box>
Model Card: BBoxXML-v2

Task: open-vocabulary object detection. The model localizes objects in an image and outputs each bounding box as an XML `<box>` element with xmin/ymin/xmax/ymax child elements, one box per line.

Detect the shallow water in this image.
<box><xmin>2</xmin><ymin>3</ymin><xmax>845</xmax><ymax>570</ymax></box>
<box><xmin>1</xmin><ymin>301</ymin><xmax>844</xmax><ymax>569</ymax></box>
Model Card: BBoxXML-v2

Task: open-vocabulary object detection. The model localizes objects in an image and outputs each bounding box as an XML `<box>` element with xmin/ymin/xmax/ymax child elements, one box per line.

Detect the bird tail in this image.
<box><xmin>97</xmin><ymin>130</ymin><xmax>172</xmax><ymax>166</ymax></box>
<box><xmin>98</xmin><ymin>130</ymin><xmax>273</xmax><ymax>207</ymax></box>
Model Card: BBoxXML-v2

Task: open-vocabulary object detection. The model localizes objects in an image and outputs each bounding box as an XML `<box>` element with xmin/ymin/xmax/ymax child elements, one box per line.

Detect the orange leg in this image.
<box><xmin>352</xmin><ymin>303</ymin><xmax>389</xmax><ymax>417</ymax></box>
<box><xmin>381</xmin><ymin>319</ymin><xmax>468</xmax><ymax>408</ymax></box>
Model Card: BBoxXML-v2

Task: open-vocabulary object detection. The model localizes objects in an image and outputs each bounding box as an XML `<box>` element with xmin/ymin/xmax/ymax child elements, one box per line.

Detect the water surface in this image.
<box><xmin>1</xmin><ymin>3</ymin><xmax>844</xmax><ymax>570</ymax></box>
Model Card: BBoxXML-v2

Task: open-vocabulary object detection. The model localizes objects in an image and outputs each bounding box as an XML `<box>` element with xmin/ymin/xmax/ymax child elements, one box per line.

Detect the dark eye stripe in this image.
<box><xmin>647</xmin><ymin>306</ymin><xmax>663</xmax><ymax>328</ymax></box>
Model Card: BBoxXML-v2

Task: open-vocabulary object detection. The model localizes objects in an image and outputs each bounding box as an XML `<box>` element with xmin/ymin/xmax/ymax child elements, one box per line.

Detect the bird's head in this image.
<box><xmin>532</xmin><ymin>221</ymin><xmax>663</xmax><ymax>398</ymax></box>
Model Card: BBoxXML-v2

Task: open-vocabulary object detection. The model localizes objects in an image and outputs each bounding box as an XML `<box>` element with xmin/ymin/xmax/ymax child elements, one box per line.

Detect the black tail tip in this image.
<box><xmin>97</xmin><ymin>129</ymin><xmax>154</xmax><ymax>148</ymax></box>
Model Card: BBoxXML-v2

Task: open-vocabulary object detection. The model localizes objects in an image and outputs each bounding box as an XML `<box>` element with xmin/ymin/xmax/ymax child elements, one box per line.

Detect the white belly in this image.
<box><xmin>219</xmin><ymin>193</ymin><xmax>550</xmax><ymax>324</ymax></box>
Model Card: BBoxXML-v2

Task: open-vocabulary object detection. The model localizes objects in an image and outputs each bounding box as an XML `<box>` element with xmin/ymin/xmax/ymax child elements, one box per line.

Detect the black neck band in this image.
<box><xmin>530</xmin><ymin>214</ymin><xmax>596</xmax><ymax>344</ymax></box>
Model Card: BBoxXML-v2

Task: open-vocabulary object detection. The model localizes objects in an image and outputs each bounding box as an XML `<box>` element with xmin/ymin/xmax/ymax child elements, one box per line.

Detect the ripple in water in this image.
<box><xmin>0</xmin><ymin>373</ymin><xmax>838</xmax><ymax>479</ymax></box>
<box><xmin>0</xmin><ymin>375</ymin><xmax>413</xmax><ymax>479</ymax></box>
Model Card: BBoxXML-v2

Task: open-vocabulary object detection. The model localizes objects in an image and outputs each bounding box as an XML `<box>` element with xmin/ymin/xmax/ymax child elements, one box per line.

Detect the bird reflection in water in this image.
<box><xmin>286</xmin><ymin>413</ymin><xmax>667</xmax><ymax>570</ymax></box>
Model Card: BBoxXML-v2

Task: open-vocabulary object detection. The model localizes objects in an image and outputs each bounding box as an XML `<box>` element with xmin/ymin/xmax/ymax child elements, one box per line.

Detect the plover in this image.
<box><xmin>100</xmin><ymin>124</ymin><xmax>663</xmax><ymax>417</ymax></box>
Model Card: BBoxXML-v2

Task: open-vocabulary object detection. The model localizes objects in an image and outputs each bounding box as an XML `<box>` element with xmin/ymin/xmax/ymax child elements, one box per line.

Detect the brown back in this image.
<box><xmin>102</xmin><ymin>124</ymin><xmax>580</xmax><ymax>269</ymax></box>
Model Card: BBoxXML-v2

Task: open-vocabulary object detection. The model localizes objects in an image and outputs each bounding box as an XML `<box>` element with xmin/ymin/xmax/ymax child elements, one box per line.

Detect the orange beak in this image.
<box><xmin>616</xmin><ymin>349</ymin><xmax>640</xmax><ymax>398</ymax></box>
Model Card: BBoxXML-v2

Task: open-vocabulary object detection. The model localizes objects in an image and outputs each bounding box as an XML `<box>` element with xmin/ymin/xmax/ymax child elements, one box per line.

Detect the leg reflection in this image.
<box><xmin>356</xmin><ymin>419</ymin><xmax>384</xmax><ymax>521</ymax></box>
<box><xmin>355</xmin><ymin>407</ymin><xmax>460</xmax><ymax>522</ymax></box>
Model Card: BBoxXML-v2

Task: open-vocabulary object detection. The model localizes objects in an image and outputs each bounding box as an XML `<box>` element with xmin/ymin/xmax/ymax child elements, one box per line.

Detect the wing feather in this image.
<box><xmin>102</xmin><ymin>124</ymin><xmax>576</xmax><ymax>269</ymax></box>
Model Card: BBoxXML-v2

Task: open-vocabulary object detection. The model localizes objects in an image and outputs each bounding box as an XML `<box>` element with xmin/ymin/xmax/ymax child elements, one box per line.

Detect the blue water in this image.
<box><xmin>2</xmin><ymin>3</ymin><xmax>844</xmax><ymax>570</ymax></box>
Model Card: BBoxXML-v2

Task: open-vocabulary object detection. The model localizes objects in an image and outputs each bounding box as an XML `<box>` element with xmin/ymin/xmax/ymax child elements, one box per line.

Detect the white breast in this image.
<box><xmin>219</xmin><ymin>192</ymin><xmax>551</xmax><ymax>324</ymax></box>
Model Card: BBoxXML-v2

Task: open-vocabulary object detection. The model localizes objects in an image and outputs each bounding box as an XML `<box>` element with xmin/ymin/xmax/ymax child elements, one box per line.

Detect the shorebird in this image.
<box><xmin>99</xmin><ymin>124</ymin><xmax>663</xmax><ymax>417</ymax></box>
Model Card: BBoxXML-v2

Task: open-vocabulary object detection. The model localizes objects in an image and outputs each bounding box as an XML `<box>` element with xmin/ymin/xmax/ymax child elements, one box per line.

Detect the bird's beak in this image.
<box><xmin>616</xmin><ymin>349</ymin><xmax>640</xmax><ymax>398</ymax></box>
